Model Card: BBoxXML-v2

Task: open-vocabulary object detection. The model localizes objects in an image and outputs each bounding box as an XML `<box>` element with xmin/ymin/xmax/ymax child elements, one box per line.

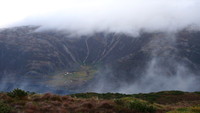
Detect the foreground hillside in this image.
<box><xmin>0</xmin><ymin>89</ymin><xmax>200</xmax><ymax>113</ymax></box>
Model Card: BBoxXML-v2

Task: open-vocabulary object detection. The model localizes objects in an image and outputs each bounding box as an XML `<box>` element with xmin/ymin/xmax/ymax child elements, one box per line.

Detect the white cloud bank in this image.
<box><xmin>1</xmin><ymin>0</ymin><xmax>200</xmax><ymax>36</ymax></box>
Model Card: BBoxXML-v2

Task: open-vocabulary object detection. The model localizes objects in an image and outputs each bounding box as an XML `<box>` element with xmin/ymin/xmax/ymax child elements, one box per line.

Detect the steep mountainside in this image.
<box><xmin>0</xmin><ymin>26</ymin><xmax>200</xmax><ymax>93</ymax></box>
<box><xmin>0</xmin><ymin>26</ymin><xmax>149</xmax><ymax>76</ymax></box>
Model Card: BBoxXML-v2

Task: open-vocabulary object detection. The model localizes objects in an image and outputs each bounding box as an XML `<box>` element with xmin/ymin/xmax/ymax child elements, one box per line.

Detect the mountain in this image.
<box><xmin>0</xmin><ymin>26</ymin><xmax>200</xmax><ymax>93</ymax></box>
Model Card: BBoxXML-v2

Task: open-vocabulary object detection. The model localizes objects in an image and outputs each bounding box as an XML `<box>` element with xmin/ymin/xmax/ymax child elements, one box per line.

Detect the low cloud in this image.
<box><xmin>12</xmin><ymin>0</ymin><xmax>200</xmax><ymax>36</ymax></box>
<box><xmin>1</xmin><ymin>0</ymin><xmax>200</xmax><ymax>94</ymax></box>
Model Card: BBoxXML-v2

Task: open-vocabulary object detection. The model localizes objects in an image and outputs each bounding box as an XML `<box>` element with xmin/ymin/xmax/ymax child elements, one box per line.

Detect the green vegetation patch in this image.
<box><xmin>46</xmin><ymin>65</ymin><xmax>97</xmax><ymax>88</ymax></box>
<box><xmin>114</xmin><ymin>97</ymin><xmax>157</xmax><ymax>113</ymax></box>
<box><xmin>71</xmin><ymin>92</ymin><xmax>132</xmax><ymax>99</ymax></box>
<box><xmin>133</xmin><ymin>91</ymin><xmax>184</xmax><ymax>102</ymax></box>
<box><xmin>194</xmin><ymin>92</ymin><xmax>200</xmax><ymax>95</ymax></box>
<box><xmin>133</xmin><ymin>93</ymin><xmax>160</xmax><ymax>103</ymax></box>
<box><xmin>0</xmin><ymin>101</ymin><xmax>12</xmax><ymax>113</ymax></box>
<box><xmin>71</xmin><ymin>90</ymin><xmax>190</xmax><ymax>103</ymax></box>
<box><xmin>167</xmin><ymin>105</ymin><xmax>200</xmax><ymax>113</ymax></box>
<box><xmin>127</xmin><ymin>100</ymin><xmax>156</xmax><ymax>113</ymax></box>
<box><xmin>7</xmin><ymin>88</ymin><xmax>28</xmax><ymax>99</ymax></box>
<box><xmin>156</xmin><ymin>91</ymin><xmax>185</xmax><ymax>95</ymax></box>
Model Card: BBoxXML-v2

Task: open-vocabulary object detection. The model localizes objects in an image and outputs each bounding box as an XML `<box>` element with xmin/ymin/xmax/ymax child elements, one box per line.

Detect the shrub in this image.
<box><xmin>133</xmin><ymin>93</ymin><xmax>160</xmax><ymax>103</ymax></box>
<box><xmin>71</xmin><ymin>92</ymin><xmax>131</xmax><ymax>99</ymax></box>
<box><xmin>168</xmin><ymin>91</ymin><xmax>185</xmax><ymax>95</ymax></box>
<box><xmin>194</xmin><ymin>92</ymin><xmax>200</xmax><ymax>95</ymax></box>
<box><xmin>50</xmin><ymin>95</ymin><xmax>62</xmax><ymax>101</ymax></box>
<box><xmin>114</xmin><ymin>97</ymin><xmax>156</xmax><ymax>113</ymax></box>
<box><xmin>0</xmin><ymin>101</ymin><xmax>12</xmax><ymax>113</ymax></box>
<box><xmin>7</xmin><ymin>88</ymin><xmax>28</xmax><ymax>98</ymax></box>
<box><xmin>191</xmin><ymin>106</ymin><xmax>200</xmax><ymax>113</ymax></box>
<box><xmin>168</xmin><ymin>105</ymin><xmax>200</xmax><ymax>113</ymax></box>
<box><xmin>126</xmin><ymin>100</ymin><xmax>156</xmax><ymax>113</ymax></box>
<box><xmin>176</xmin><ymin>108</ymin><xmax>189</xmax><ymax>112</ymax></box>
<box><xmin>114</xmin><ymin>99</ymin><xmax>124</xmax><ymax>105</ymax></box>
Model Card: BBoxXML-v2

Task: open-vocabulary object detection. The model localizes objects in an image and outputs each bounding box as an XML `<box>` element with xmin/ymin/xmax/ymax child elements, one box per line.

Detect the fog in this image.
<box><xmin>88</xmin><ymin>63</ymin><xmax>200</xmax><ymax>94</ymax></box>
<box><xmin>119</xmin><ymin>58</ymin><xmax>200</xmax><ymax>93</ymax></box>
<box><xmin>87</xmin><ymin>34</ymin><xmax>200</xmax><ymax>94</ymax></box>
<box><xmin>0</xmin><ymin>0</ymin><xmax>200</xmax><ymax>94</ymax></box>
<box><xmin>11</xmin><ymin>0</ymin><xmax>200</xmax><ymax>36</ymax></box>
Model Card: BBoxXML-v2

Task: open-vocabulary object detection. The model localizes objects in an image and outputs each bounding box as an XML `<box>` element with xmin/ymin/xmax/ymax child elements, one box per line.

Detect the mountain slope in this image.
<box><xmin>0</xmin><ymin>26</ymin><xmax>200</xmax><ymax>93</ymax></box>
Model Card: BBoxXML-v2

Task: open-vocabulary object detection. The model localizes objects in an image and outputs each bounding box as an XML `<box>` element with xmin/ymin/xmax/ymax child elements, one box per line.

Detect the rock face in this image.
<box><xmin>0</xmin><ymin>26</ymin><xmax>200</xmax><ymax>93</ymax></box>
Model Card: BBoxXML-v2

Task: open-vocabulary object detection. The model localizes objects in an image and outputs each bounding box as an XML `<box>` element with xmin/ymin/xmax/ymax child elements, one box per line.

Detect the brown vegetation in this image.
<box><xmin>0</xmin><ymin>90</ymin><xmax>200</xmax><ymax>113</ymax></box>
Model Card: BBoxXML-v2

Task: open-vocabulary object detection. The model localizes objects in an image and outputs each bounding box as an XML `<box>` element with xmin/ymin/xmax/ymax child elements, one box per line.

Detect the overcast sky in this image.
<box><xmin>0</xmin><ymin>0</ymin><xmax>200</xmax><ymax>36</ymax></box>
